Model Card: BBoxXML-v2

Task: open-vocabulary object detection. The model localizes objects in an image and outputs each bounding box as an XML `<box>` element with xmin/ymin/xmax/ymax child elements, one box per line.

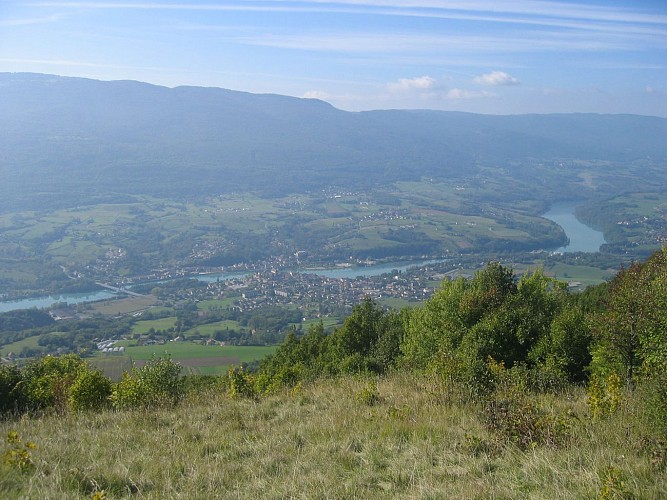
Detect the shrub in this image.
<box><xmin>483</xmin><ymin>397</ymin><xmax>576</xmax><ymax>449</ymax></box>
<box><xmin>227</xmin><ymin>367</ymin><xmax>256</xmax><ymax>399</ymax></box>
<box><xmin>587</xmin><ymin>372</ymin><xmax>622</xmax><ymax>420</ymax></box>
<box><xmin>68</xmin><ymin>369</ymin><xmax>113</xmax><ymax>412</ymax></box>
<box><xmin>21</xmin><ymin>355</ymin><xmax>88</xmax><ymax>413</ymax></box>
<box><xmin>2</xmin><ymin>431</ymin><xmax>36</xmax><ymax>473</ymax></box>
<box><xmin>0</xmin><ymin>365</ymin><xmax>24</xmax><ymax>415</ymax></box>
<box><xmin>355</xmin><ymin>382</ymin><xmax>382</xmax><ymax>406</ymax></box>
<box><xmin>110</xmin><ymin>372</ymin><xmax>146</xmax><ymax>410</ymax></box>
<box><xmin>111</xmin><ymin>357</ymin><xmax>184</xmax><ymax>410</ymax></box>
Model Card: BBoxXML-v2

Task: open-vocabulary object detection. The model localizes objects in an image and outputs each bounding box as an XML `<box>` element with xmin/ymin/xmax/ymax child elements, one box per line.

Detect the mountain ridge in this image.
<box><xmin>1</xmin><ymin>73</ymin><xmax>666</xmax><ymax>210</ymax></box>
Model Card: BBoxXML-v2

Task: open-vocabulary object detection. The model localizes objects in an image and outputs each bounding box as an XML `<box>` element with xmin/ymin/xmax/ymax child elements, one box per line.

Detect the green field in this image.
<box><xmin>300</xmin><ymin>317</ymin><xmax>341</xmax><ymax>332</ymax></box>
<box><xmin>131</xmin><ymin>316</ymin><xmax>177</xmax><ymax>334</ymax></box>
<box><xmin>125</xmin><ymin>343</ymin><xmax>275</xmax><ymax>360</ymax></box>
<box><xmin>545</xmin><ymin>262</ymin><xmax>616</xmax><ymax>286</ymax></box>
<box><xmin>88</xmin><ymin>355</ymin><xmax>133</xmax><ymax>381</ymax></box>
<box><xmin>184</xmin><ymin>320</ymin><xmax>244</xmax><ymax>337</ymax></box>
<box><xmin>0</xmin><ymin>334</ymin><xmax>47</xmax><ymax>356</ymax></box>
<box><xmin>123</xmin><ymin>343</ymin><xmax>277</xmax><ymax>375</ymax></box>
<box><xmin>91</xmin><ymin>296</ymin><xmax>158</xmax><ymax>316</ymax></box>
<box><xmin>90</xmin><ymin>343</ymin><xmax>276</xmax><ymax>377</ymax></box>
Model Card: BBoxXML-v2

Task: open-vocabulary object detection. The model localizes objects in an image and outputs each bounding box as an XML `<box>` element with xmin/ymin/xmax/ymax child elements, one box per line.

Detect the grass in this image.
<box><xmin>88</xmin><ymin>355</ymin><xmax>133</xmax><ymax>381</ymax></box>
<box><xmin>91</xmin><ymin>296</ymin><xmax>158</xmax><ymax>316</ymax></box>
<box><xmin>183</xmin><ymin>320</ymin><xmax>244</xmax><ymax>337</ymax></box>
<box><xmin>89</xmin><ymin>344</ymin><xmax>276</xmax><ymax>377</ymax></box>
<box><xmin>0</xmin><ymin>334</ymin><xmax>47</xmax><ymax>355</ymax></box>
<box><xmin>300</xmin><ymin>317</ymin><xmax>341</xmax><ymax>332</ymax></box>
<box><xmin>545</xmin><ymin>262</ymin><xmax>616</xmax><ymax>286</ymax></box>
<box><xmin>1</xmin><ymin>373</ymin><xmax>665</xmax><ymax>498</ymax></box>
<box><xmin>124</xmin><ymin>343</ymin><xmax>276</xmax><ymax>362</ymax></box>
<box><xmin>131</xmin><ymin>317</ymin><xmax>177</xmax><ymax>334</ymax></box>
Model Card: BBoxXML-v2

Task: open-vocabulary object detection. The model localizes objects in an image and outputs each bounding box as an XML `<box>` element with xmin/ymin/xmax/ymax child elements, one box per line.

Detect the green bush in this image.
<box><xmin>110</xmin><ymin>372</ymin><xmax>146</xmax><ymax>410</ymax></box>
<box><xmin>587</xmin><ymin>372</ymin><xmax>622</xmax><ymax>421</ymax></box>
<box><xmin>0</xmin><ymin>365</ymin><xmax>24</xmax><ymax>415</ymax></box>
<box><xmin>111</xmin><ymin>357</ymin><xmax>184</xmax><ymax>410</ymax></box>
<box><xmin>21</xmin><ymin>355</ymin><xmax>88</xmax><ymax>413</ymax></box>
<box><xmin>68</xmin><ymin>369</ymin><xmax>112</xmax><ymax>412</ymax></box>
<box><xmin>2</xmin><ymin>431</ymin><xmax>36</xmax><ymax>473</ymax></box>
<box><xmin>227</xmin><ymin>367</ymin><xmax>256</xmax><ymax>399</ymax></box>
<box><xmin>483</xmin><ymin>397</ymin><xmax>576</xmax><ymax>449</ymax></box>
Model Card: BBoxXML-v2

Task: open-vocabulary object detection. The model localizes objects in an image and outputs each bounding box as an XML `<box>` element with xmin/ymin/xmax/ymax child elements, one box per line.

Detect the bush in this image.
<box><xmin>21</xmin><ymin>355</ymin><xmax>88</xmax><ymax>413</ymax></box>
<box><xmin>355</xmin><ymin>382</ymin><xmax>382</xmax><ymax>406</ymax></box>
<box><xmin>227</xmin><ymin>367</ymin><xmax>256</xmax><ymax>399</ymax></box>
<box><xmin>482</xmin><ymin>397</ymin><xmax>576</xmax><ymax>449</ymax></box>
<box><xmin>110</xmin><ymin>372</ymin><xmax>146</xmax><ymax>410</ymax></box>
<box><xmin>0</xmin><ymin>365</ymin><xmax>24</xmax><ymax>415</ymax></box>
<box><xmin>2</xmin><ymin>431</ymin><xmax>36</xmax><ymax>473</ymax></box>
<box><xmin>69</xmin><ymin>369</ymin><xmax>113</xmax><ymax>412</ymax></box>
<box><xmin>587</xmin><ymin>372</ymin><xmax>622</xmax><ymax>420</ymax></box>
<box><xmin>111</xmin><ymin>357</ymin><xmax>184</xmax><ymax>410</ymax></box>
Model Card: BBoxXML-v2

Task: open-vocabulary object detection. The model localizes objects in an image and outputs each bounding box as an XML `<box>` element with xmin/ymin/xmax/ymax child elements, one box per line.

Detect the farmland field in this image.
<box><xmin>91</xmin><ymin>296</ymin><xmax>158</xmax><ymax>316</ymax></box>
<box><xmin>88</xmin><ymin>355</ymin><xmax>133</xmax><ymax>381</ymax></box>
<box><xmin>124</xmin><ymin>343</ymin><xmax>277</xmax><ymax>375</ymax></box>
<box><xmin>131</xmin><ymin>316</ymin><xmax>177</xmax><ymax>334</ymax></box>
<box><xmin>90</xmin><ymin>344</ymin><xmax>276</xmax><ymax>377</ymax></box>
<box><xmin>184</xmin><ymin>320</ymin><xmax>244</xmax><ymax>337</ymax></box>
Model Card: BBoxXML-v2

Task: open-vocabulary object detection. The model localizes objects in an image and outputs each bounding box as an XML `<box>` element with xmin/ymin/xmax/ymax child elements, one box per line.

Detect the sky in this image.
<box><xmin>0</xmin><ymin>0</ymin><xmax>666</xmax><ymax>116</ymax></box>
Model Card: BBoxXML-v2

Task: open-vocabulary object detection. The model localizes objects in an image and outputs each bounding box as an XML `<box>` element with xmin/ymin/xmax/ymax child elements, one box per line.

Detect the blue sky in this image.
<box><xmin>1</xmin><ymin>1</ymin><xmax>665</xmax><ymax>115</ymax></box>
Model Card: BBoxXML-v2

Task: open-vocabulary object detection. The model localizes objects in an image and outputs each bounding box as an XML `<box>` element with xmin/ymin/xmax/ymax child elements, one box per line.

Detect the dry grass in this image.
<box><xmin>1</xmin><ymin>373</ymin><xmax>665</xmax><ymax>498</ymax></box>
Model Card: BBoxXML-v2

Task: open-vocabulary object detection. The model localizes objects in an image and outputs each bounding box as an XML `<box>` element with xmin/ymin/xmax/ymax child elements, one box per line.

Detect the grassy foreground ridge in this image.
<box><xmin>2</xmin><ymin>373</ymin><xmax>665</xmax><ymax>498</ymax></box>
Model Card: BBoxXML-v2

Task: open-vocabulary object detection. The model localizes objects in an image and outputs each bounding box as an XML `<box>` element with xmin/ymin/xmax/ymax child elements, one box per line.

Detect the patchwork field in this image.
<box><xmin>105</xmin><ymin>343</ymin><xmax>279</xmax><ymax>375</ymax></box>
<box><xmin>91</xmin><ymin>296</ymin><xmax>158</xmax><ymax>316</ymax></box>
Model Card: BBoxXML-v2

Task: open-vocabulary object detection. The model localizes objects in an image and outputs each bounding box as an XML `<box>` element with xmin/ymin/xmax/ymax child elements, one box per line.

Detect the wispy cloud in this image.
<box><xmin>31</xmin><ymin>1</ymin><xmax>667</xmax><ymax>30</ymax></box>
<box><xmin>0</xmin><ymin>57</ymin><xmax>174</xmax><ymax>73</ymax></box>
<box><xmin>260</xmin><ymin>0</ymin><xmax>667</xmax><ymax>26</ymax></box>
<box><xmin>473</xmin><ymin>71</ymin><xmax>520</xmax><ymax>86</ymax></box>
<box><xmin>0</xmin><ymin>14</ymin><xmax>63</xmax><ymax>26</ymax></box>
<box><xmin>446</xmin><ymin>88</ymin><xmax>494</xmax><ymax>100</ymax></box>
<box><xmin>238</xmin><ymin>31</ymin><xmax>650</xmax><ymax>54</ymax></box>
<box><xmin>387</xmin><ymin>76</ymin><xmax>436</xmax><ymax>92</ymax></box>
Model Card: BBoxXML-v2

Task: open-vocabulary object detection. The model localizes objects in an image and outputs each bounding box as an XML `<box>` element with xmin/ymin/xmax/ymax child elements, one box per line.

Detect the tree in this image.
<box><xmin>591</xmin><ymin>261</ymin><xmax>656</xmax><ymax>385</ymax></box>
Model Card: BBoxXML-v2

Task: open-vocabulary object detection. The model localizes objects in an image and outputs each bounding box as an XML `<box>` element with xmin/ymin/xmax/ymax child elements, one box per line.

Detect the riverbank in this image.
<box><xmin>542</xmin><ymin>202</ymin><xmax>606</xmax><ymax>253</ymax></box>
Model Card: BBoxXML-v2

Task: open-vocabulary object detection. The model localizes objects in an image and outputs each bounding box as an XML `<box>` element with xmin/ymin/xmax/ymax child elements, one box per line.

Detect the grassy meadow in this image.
<box><xmin>1</xmin><ymin>373</ymin><xmax>664</xmax><ymax>498</ymax></box>
<box><xmin>90</xmin><ymin>344</ymin><xmax>278</xmax><ymax>377</ymax></box>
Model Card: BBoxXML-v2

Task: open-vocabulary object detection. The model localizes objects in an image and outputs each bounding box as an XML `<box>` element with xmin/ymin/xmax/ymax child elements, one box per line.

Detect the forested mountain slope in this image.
<box><xmin>2</xmin><ymin>73</ymin><xmax>666</xmax><ymax>210</ymax></box>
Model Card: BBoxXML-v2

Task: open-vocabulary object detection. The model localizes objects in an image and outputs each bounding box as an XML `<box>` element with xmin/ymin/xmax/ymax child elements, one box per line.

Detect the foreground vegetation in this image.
<box><xmin>2</xmin><ymin>248</ymin><xmax>667</xmax><ymax>497</ymax></box>
<box><xmin>1</xmin><ymin>374</ymin><xmax>666</xmax><ymax>498</ymax></box>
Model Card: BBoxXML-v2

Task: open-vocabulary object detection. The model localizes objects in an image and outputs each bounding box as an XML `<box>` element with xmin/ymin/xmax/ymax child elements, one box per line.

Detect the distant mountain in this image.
<box><xmin>1</xmin><ymin>73</ymin><xmax>666</xmax><ymax>210</ymax></box>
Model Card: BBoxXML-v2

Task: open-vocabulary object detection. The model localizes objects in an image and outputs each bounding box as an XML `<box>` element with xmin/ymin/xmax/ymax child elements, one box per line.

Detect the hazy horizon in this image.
<box><xmin>1</xmin><ymin>1</ymin><xmax>665</xmax><ymax>117</ymax></box>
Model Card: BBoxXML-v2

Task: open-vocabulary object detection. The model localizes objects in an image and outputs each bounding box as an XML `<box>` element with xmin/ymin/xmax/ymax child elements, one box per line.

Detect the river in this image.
<box><xmin>543</xmin><ymin>202</ymin><xmax>606</xmax><ymax>253</ymax></box>
<box><xmin>0</xmin><ymin>290</ymin><xmax>118</xmax><ymax>314</ymax></box>
<box><xmin>0</xmin><ymin>259</ymin><xmax>444</xmax><ymax>313</ymax></box>
<box><xmin>2</xmin><ymin>202</ymin><xmax>602</xmax><ymax>313</ymax></box>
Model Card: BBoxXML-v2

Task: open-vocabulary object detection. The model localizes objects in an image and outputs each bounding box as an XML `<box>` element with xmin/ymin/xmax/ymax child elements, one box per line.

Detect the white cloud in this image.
<box><xmin>303</xmin><ymin>90</ymin><xmax>333</xmax><ymax>100</ymax></box>
<box><xmin>446</xmin><ymin>88</ymin><xmax>493</xmax><ymax>99</ymax></box>
<box><xmin>387</xmin><ymin>76</ymin><xmax>435</xmax><ymax>92</ymax></box>
<box><xmin>473</xmin><ymin>70</ymin><xmax>520</xmax><ymax>86</ymax></box>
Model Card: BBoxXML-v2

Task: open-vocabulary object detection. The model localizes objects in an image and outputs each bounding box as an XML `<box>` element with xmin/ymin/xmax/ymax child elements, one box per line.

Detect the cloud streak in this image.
<box><xmin>31</xmin><ymin>1</ymin><xmax>667</xmax><ymax>31</ymax></box>
<box><xmin>473</xmin><ymin>71</ymin><xmax>520</xmax><ymax>86</ymax></box>
<box><xmin>0</xmin><ymin>14</ymin><xmax>63</xmax><ymax>26</ymax></box>
<box><xmin>387</xmin><ymin>76</ymin><xmax>436</xmax><ymax>92</ymax></box>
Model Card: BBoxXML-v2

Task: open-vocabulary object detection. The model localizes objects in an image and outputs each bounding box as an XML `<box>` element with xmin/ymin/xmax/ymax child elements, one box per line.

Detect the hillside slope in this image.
<box><xmin>2</xmin><ymin>73</ymin><xmax>666</xmax><ymax>210</ymax></box>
